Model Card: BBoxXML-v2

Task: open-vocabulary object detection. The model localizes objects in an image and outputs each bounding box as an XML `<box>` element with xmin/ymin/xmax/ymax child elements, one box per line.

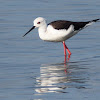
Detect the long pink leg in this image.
<box><xmin>63</xmin><ymin>41</ymin><xmax>67</xmax><ymax>56</ymax></box>
<box><xmin>63</xmin><ymin>41</ymin><xmax>71</xmax><ymax>55</ymax></box>
<box><xmin>63</xmin><ymin>42</ymin><xmax>67</xmax><ymax>63</ymax></box>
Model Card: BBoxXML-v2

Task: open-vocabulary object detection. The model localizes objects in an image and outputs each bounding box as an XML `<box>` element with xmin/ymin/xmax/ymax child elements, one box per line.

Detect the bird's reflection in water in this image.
<box><xmin>35</xmin><ymin>59</ymin><xmax>89</xmax><ymax>94</ymax></box>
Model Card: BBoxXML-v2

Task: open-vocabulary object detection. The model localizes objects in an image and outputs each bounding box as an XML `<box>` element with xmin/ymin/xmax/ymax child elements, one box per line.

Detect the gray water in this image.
<box><xmin>0</xmin><ymin>0</ymin><xmax>100</xmax><ymax>100</ymax></box>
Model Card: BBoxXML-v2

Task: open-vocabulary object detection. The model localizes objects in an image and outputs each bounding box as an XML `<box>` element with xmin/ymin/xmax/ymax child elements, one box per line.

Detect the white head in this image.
<box><xmin>23</xmin><ymin>17</ymin><xmax>46</xmax><ymax>37</ymax></box>
<box><xmin>34</xmin><ymin>17</ymin><xmax>46</xmax><ymax>28</ymax></box>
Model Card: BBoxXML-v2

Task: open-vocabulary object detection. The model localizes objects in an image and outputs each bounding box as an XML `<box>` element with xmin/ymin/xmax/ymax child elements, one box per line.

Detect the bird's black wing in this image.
<box><xmin>48</xmin><ymin>19</ymin><xmax>100</xmax><ymax>31</ymax></box>
<box><xmin>48</xmin><ymin>20</ymin><xmax>72</xmax><ymax>30</ymax></box>
<box><xmin>73</xmin><ymin>19</ymin><xmax>100</xmax><ymax>30</ymax></box>
<box><xmin>72</xmin><ymin>22</ymin><xmax>89</xmax><ymax>30</ymax></box>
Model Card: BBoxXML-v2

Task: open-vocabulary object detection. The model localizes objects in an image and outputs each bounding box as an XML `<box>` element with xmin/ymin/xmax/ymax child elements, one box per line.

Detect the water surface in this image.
<box><xmin>0</xmin><ymin>0</ymin><xmax>100</xmax><ymax>100</ymax></box>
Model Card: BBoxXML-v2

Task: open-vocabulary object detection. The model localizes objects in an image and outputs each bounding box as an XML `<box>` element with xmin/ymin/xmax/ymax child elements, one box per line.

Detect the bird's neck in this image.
<box><xmin>38</xmin><ymin>24</ymin><xmax>47</xmax><ymax>40</ymax></box>
<box><xmin>38</xmin><ymin>24</ymin><xmax>47</xmax><ymax>33</ymax></box>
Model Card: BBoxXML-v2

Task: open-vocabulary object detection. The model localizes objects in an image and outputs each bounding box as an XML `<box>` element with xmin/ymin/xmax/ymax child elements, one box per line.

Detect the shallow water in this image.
<box><xmin>0</xmin><ymin>0</ymin><xmax>100</xmax><ymax>100</ymax></box>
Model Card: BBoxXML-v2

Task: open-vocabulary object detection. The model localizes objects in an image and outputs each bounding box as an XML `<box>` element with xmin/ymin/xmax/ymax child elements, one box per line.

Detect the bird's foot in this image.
<box><xmin>67</xmin><ymin>54</ymin><xmax>71</xmax><ymax>61</ymax></box>
<box><xmin>64</xmin><ymin>53</ymin><xmax>71</xmax><ymax>63</ymax></box>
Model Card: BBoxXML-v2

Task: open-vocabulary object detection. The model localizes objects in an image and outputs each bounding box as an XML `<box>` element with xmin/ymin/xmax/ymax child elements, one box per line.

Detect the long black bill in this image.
<box><xmin>23</xmin><ymin>26</ymin><xmax>35</xmax><ymax>37</ymax></box>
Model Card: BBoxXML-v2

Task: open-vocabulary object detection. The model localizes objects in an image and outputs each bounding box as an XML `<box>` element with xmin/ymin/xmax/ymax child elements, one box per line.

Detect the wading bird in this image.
<box><xmin>23</xmin><ymin>17</ymin><xmax>99</xmax><ymax>61</ymax></box>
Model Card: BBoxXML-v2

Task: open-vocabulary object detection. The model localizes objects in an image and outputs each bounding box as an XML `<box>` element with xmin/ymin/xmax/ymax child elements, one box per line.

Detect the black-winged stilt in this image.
<box><xmin>23</xmin><ymin>17</ymin><xmax>99</xmax><ymax>60</ymax></box>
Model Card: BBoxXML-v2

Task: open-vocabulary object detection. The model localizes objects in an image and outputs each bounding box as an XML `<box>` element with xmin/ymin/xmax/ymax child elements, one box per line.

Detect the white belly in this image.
<box><xmin>39</xmin><ymin>25</ymin><xmax>78</xmax><ymax>42</ymax></box>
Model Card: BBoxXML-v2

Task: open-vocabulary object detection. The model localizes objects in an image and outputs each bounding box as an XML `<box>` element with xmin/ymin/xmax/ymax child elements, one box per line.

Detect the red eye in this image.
<box><xmin>37</xmin><ymin>22</ymin><xmax>40</xmax><ymax>24</ymax></box>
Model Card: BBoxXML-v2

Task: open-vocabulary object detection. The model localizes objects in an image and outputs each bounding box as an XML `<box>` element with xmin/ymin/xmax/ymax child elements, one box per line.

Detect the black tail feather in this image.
<box><xmin>91</xmin><ymin>19</ymin><xmax>100</xmax><ymax>22</ymax></box>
